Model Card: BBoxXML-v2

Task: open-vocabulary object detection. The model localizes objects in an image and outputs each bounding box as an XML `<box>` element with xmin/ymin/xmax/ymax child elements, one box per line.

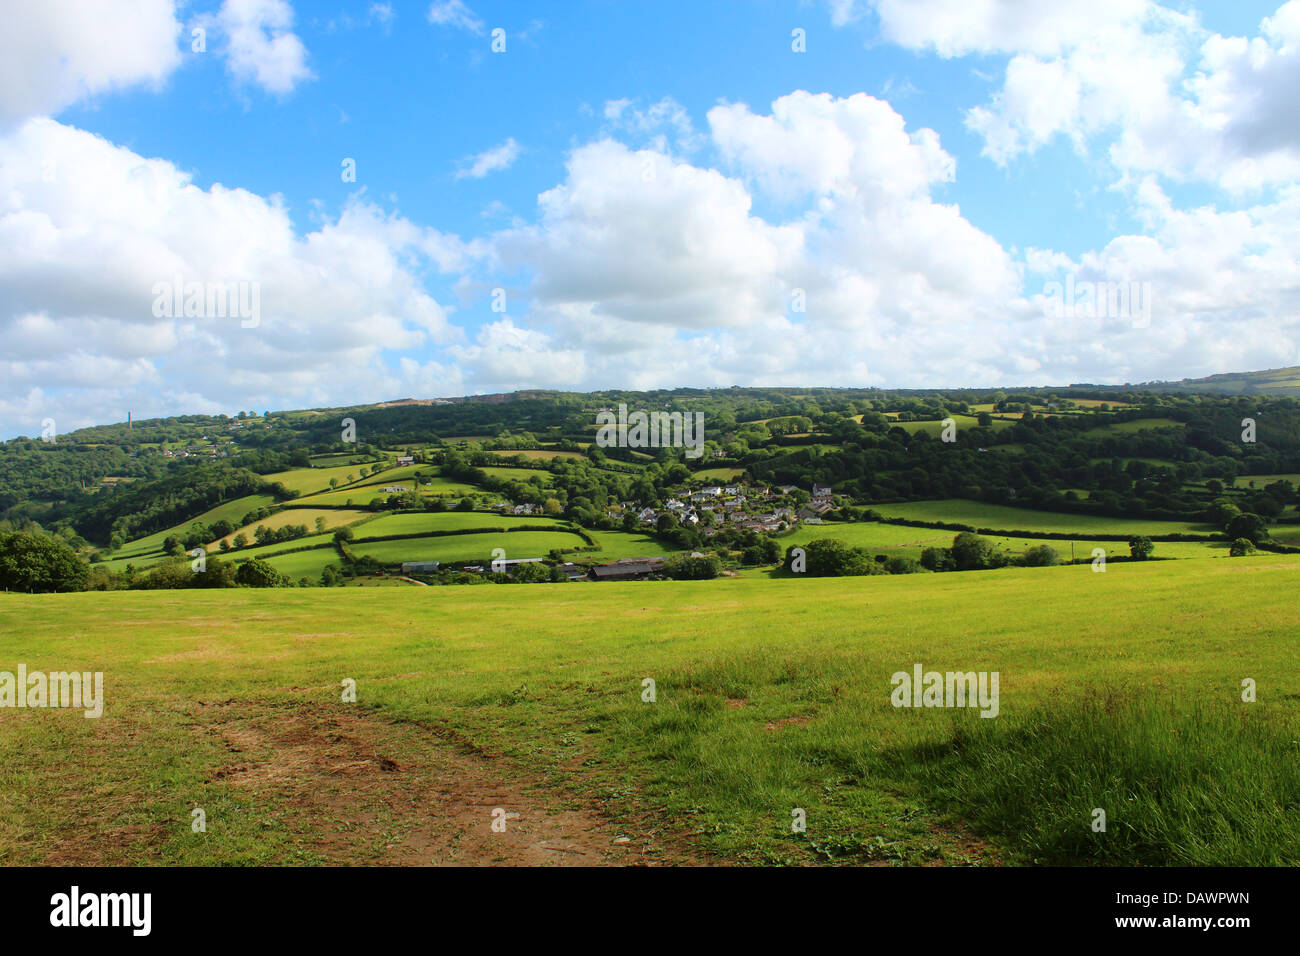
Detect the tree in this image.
<box><xmin>315</xmin><ymin>517</ymin><xmax>327</xmax><ymax>534</ymax></box>
<box><xmin>543</xmin><ymin>497</ymin><xmax>563</xmax><ymax>517</ymax></box>
<box><xmin>1128</xmin><ymin>536</ymin><xmax>1155</xmax><ymax>560</ymax></box>
<box><xmin>232</xmin><ymin>532</ymin><xmax>249</xmax><ymax>549</ymax></box>
<box><xmin>1225</xmin><ymin>512</ymin><xmax>1267</xmax><ymax>545</ymax></box>
<box><xmin>0</xmin><ymin>531</ymin><xmax>90</xmax><ymax>593</ymax></box>
<box><xmin>951</xmin><ymin>532</ymin><xmax>1003</xmax><ymax>571</ymax></box>
<box><xmin>920</xmin><ymin>546</ymin><xmax>955</xmax><ymax>572</ymax></box>
<box><xmin>333</xmin><ymin>526</ymin><xmax>354</xmax><ymax>543</ymax></box>
<box><xmin>1229</xmin><ymin>537</ymin><xmax>1255</xmax><ymax>557</ymax></box>
<box><xmin>1205</xmin><ymin>497</ymin><xmax>1241</xmax><ymax>528</ymax></box>
<box><xmin>1022</xmin><ymin>544</ymin><xmax>1061</xmax><ymax>567</ymax></box>
<box><xmin>509</xmin><ymin>562</ymin><xmax>553</xmax><ymax>583</ymax></box>
<box><xmin>235</xmin><ymin>558</ymin><xmax>287</xmax><ymax>588</ymax></box>
<box><xmin>192</xmin><ymin>554</ymin><xmax>236</xmax><ymax>588</ymax></box>
<box><xmin>320</xmin><ymin>564</ymin><xmax>343</xmax><ymax>586</ymax></box>
<box><xmin>665</xmin><ymin>554</ymin><xmax>722</xmax><ymax>579</ymax></box>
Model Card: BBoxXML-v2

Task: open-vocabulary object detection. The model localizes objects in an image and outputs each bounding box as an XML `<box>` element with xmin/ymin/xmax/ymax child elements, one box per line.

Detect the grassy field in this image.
<box><xmin>294</xmin><ymin>476</ymin><xmax>478</xmax><ymax>506</ymax></box>
<box><xmin>349</xmin><ymin>530</ymin><xmax>589</xmax><ymax>565</ymax></box>
<box><xmin>264</xmin><ymin>548</ymin><xmax>343</xmax><ymax>581</ymax></box>
<box><xmin>693</xmin><ymin>467</ymin><xmax>745</xmax><ymax>481</ymax></box>
<box><xmin>893</xmin><ymin>415</ymin><xmax>1015</xmax><ymax>436</ymax></box>
<box><xmin>783</xmin><ymin>521</ymin><xmax>1224</xmax><ymax>560</ymax></box>
<box><xmin>869</xmin><ymin>500</ymin><xmax>1218</xmax><ymax>536</ymax></box>
<box><xmin>265</xmin><ymin>463</ymin><xmax>370</xmax><ymax>496</ymax></box>
<box><xmin>211</xmin><ymin>508</ymin><xmax>369</xmax><ymax>549</ymax></box>
<box><xmin>1234</xmin><ymin>474</ymin><xmax>1300</xmax><ymax>488</ymax></box>
<box><xmin>360</xmin><ymin>511</ymin><xmax>558</xmax><ymax>532</ymax></box>
<box><xmin>1</xmin><ymin>555</ymin><xmax>1297</xmax><ymax>866</ymax></box>
<box><xmin>105</xmin><ymin>494</ymin><xmax>277</xmax><ymax>570</ymax></box>
<box><xmin>1083</xmin><ymin>418</ymin><xmax>1185</xmax><ymax>436</ymax></box>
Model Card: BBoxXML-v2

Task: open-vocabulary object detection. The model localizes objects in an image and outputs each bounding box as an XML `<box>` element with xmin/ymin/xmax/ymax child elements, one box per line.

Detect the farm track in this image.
<box><xmin>43</xmin><ymin>701</ymin><xmax>698</xmax><ymax>867</ymax></box>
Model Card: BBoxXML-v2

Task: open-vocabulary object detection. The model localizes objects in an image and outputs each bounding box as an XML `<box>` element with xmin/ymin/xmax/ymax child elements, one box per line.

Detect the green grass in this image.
<box><xmin>869</xmin><ymin>499</ymin><xmax>1218</xmax><ymax>537</ymax></box>
<box><xmin>1083</xmin><ymin>417</ymin><xmax>1185</xmax><ymax>436</ymax></box>
<box><xmin>212</xmin><ymin>508</ymin><xmax>368</xmax><ymax>549</ymax></box>
<box><xmin>477</xmin><ymin>466</ymin><xmax>555</xmax><ymax>483</ymax></box>
<box><xmin>886</xmin><ymin>693</ymin><xmax>1300</xmax><ymax>865</ymax></box>
<box><xmin>693</xmin><ymin>467</ymin><xmax>745</xmax><ymax>481</ymax></box>
<box><xmin>893</xmin><ymin>415</ymin><xmax>1015</xmax><ymax>436</ymax></box>
<box><xmin>106</xmin><ymin>494</ymin><xmax>277</xmax><ymax>570</ymax></box>
<box><xmin>349</xmin><ymin>530</ymin><xmax>588</xmax><ymax>564</ymax></box>
<box><xmin>294</xmin><ymin>475</ymin><xmax>477</xmax><ymax>506</ymax></box>
<box><xmin>582</xmin><ymin>528</ymin><xmax>674</xmax><ymax>560</ymax></box>
<box><xmin>2</xmin><ymin>555</ymin><xmax>1298</xmax><ymax>865</ymax></box>
<box><xmin>784</xmin><ymin>521</ymin><xmax>1223</xmax><ymax>560</ymax></box>
<box><xmin>1234</xmin><ymin>474</ymin><xmax>1300</xmax><ymax>488</ymax></box>
<box><xmin>265</xmin><ymin>548</ymin><xmax>342</xmax><ymax>581</ymax></box>
<box><xmin>357</xmin><ymin>512</ymin><xmax>572</xmax><ymax>536</ymax></box>
<box><xmin>264</xmin><ymin>463</ymin><xmax>371</xmax><ymax>496</ymax></box>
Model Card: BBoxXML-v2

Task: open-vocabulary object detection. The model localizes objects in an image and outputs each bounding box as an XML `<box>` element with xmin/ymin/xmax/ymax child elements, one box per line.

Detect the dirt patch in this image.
<box><xmin>764</xmin><ymin>715</ymin><xmax>812</xmax><ymax>731</ymax></box>
<box><xmin>201</xmin><ymin>705</ymin><xmax>693</xmax><ymax>866</ymax></box>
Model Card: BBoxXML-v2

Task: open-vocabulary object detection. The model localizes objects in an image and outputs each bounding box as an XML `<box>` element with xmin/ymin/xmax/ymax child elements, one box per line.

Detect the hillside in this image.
<box><xmin>2</xmin><ymin>556</ymin><xmax>1297</xmax><ymax>866</ymax></box>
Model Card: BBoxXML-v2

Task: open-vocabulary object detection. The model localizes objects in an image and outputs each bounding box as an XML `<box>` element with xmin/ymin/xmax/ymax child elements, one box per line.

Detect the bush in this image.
<box><xmin>1128</xmin><ymin>536</ymin><xmax>1155</xmax><ymax>560</ymax></box>
<box><xmin>666</xmin><ymin>554</ymin><xmax>722</xmax><ymax>580</ymax></box>
<box><xmin>1021</xmin><ymin>544</ymin><xmax>1061</xmax><ymax>567</ymax></box>
<box><xmin>234</xmin><ymin>558</ymin><xmax>288</xmax><ymax>588</ymax></box>
<box><xmin>1229</xmin><ymin>537</ymin><xmax>1255</xmax><ymax>557</ymax></box>
<box><xmin>0</xmin><ymin>531</ymin><xmax>89</xmax><ymax>593</ymax></box>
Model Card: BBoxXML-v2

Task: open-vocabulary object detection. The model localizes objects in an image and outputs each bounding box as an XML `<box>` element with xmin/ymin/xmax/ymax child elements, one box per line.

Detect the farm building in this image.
<box><xmin>588</xmin><ymin>557</ymin><xmax>667</xmax><ymax>581</ymax></box>
<box><xmin>401</xmin><ymin>561</ymin><xmax>441</xmax><ymax>573</ymax></box>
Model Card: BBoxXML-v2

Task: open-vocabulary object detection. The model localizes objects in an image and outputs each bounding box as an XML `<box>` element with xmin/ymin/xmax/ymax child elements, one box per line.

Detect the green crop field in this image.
<box><xmin>869</xmin><ymin>500</ymin><xmax>1219</xmax><ymax>537</ymax></box>
<box><xmin>2</xmin><ymin>555</ymin><xmax>1297</xmax><ymax>866</ymax></box>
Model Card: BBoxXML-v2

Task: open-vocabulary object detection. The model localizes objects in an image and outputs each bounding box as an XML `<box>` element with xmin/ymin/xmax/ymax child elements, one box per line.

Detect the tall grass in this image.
<box><xmin>884</xmin><ymin>691</ymin><xmax>1300</xmax><ymax>865</ymax></box>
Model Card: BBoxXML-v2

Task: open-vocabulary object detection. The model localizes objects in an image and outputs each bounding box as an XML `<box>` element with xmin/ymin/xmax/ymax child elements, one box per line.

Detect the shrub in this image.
<box><xmin>1229</xmin><ymin>537</ymin><xmax>1255</xmax><ymax>557</ymax></box>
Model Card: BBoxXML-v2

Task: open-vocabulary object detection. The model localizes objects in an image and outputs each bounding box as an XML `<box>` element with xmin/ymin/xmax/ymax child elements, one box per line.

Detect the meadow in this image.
<box><xmin>868</xmin><ymin>500</ymin><xmax>1219</xmax><ymax>537</ymax></box>
<box><xmin>783</xmin><ymin>521</ymin><xmax>1225</xmax><ymax>560</ymax></box>
<box><xmin>1</xmin><ymin>555</ymin><xmax>1297</xmax><ymax>866</ymax></box>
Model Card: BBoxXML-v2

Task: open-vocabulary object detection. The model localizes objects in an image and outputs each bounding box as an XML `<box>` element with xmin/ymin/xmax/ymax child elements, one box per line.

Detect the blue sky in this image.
<box><xmin>2</xmin><ymin>0</ymin><xmax>1299</xmax><ymax>438</ymax></box>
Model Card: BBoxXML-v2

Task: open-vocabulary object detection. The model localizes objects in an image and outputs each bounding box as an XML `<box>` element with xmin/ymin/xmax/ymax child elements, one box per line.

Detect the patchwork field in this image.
<box><xmin>784</xmin><ymin>521</ymin><xmax>1225</xmax><ymax>560</ymax></box>
<box><xmin>349</xmin><ymin>530</ymin><xmax>588</xmax><ymax>565</ymax></box>
<box><xmin>868</xmin><ymin>500</ymin><xmax>1218</xmax><ymax>537</ymax></box>
<box><xmin>2</xmin><ymin>555</ymin><xmax>1297</xmax><ymax>866</ymax></box>
<box><xmin>104</xmin><ymin>494</ymin><xmax>278</xmax><ymax>570</ymax></box>
<box><xmin>211</xmin><ymin>508</ymin><xmax>368</xmax><ymax>549</ymax></box>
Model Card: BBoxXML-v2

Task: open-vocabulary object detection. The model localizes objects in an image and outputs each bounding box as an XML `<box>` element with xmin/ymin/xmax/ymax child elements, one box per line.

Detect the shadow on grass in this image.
<box><xmin>878</xmin><ymin>689</ymin><xmax>1300</xmax><ymax>865</ymax></box>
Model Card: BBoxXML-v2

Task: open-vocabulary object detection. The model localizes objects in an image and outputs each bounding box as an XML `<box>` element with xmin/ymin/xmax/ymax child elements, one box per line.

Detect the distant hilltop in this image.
<box><xmin>1071</xmin><ymin>366</ymin><xmax>1300</xmax><ymax>397</ymax></box>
